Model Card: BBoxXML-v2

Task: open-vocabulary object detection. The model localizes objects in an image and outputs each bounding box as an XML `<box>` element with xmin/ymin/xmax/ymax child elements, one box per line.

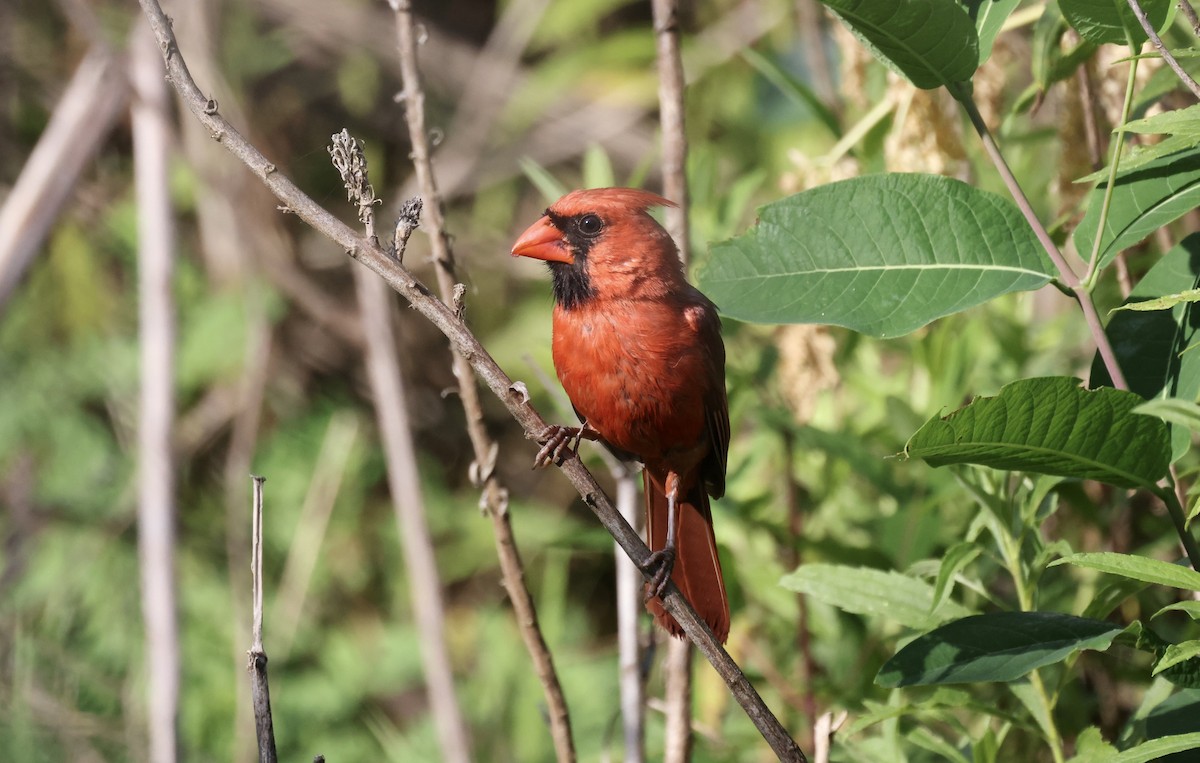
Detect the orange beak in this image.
<box><xmin>511</xmin><ymin>216</ymin><xmax>572</xmax><ymax>264</ymax></box>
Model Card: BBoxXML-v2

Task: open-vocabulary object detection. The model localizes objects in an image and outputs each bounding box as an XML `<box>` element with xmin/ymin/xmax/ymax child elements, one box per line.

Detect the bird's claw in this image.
<box><xmin>641</xmin><ymin>547</ymin><xmax>676</xmax><ymax>601</ymax></box>
<box><xmin>533</xmin><ymin>425</ymin><xmax>585</xmax><ymax>468</ymax></box>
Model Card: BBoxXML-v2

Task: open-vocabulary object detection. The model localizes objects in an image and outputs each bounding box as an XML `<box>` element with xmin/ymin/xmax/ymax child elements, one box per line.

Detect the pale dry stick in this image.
<box><xmin>273</xmin><ymin>412</ymin><xmax>360</xmax><ymax>657</ymax></box>
<box><xmin>0</xmin><ymin>47</ymin><xmax>129</xmax><ymax>305</ymax></box>
<box><xmin>248</xmin><ymin>476</ymin><xmax>279</xmax><ymax>763</ymax></box>
<box><xmin>131</xmin><ymin>22</ymin><xmax>180</xmax><ymax>763</ymax></box>
<box><xmin>652</xmin><ymin>0</ymin><xmax>697</xmax><ymax>759</ymax></box>
<box><xmin>331</xmin><ymin>129</ymin><xmax>473</xmax><ymax>763</ymax></box>
<box><xmin>1127</xmin><ymin>0</ymin><xmax>1200</xmax><ymax>99</ymax></box>
<box><xmin>135</xmin><ymin>2</ymin><xmax>807</xmax><ymax>756</ymax></box>
<box><xmin>387</xmin><ymin>2</ymin><xmax>578</xmax><ymax>761</ymax></box>
<box><xmin>812</xmin><ymin>710</ymin><xmax>847</xmax><ymax>763</ymax></box>
<box><xmin>614</xmin><ymin>467</ymin><xmax>646</xmax><ymax>763</ymax></box>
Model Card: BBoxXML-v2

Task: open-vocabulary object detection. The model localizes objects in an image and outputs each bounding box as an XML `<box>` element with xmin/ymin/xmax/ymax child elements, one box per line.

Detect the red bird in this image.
<box><xmin>511</xmin><ymin>187</ymin><xmax>731</xmax><ymax>643</ymax></box>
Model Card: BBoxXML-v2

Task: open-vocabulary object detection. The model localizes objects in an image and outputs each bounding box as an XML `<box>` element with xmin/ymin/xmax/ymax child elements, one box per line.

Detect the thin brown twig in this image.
<box><xmin>247</xmin><ymin>475</ymin><xmax>279</xmax><ymax>763</ymax></box>
<box><xmin>331</xmin><ymin>129</ymin><xmax>474</xmax><ymax>763</ymax></box>
<box><xmin>387</xmin><ymin>3</ymin><xmax>577</xmax><ymax>761</ymax></box>
<box><xmin>131</xmin><ymin>21</ymin><xmax>180</xmax><ymax>763</ymax></box>
<box><xmin>1181</xmin><ymin>0</ymin><xmax>1200</xmax><ymax>36</ymax></box>
<box><xmin>1127</xmin><ymin>0</ymin><xmax>1200</xmax><ymax>99</ymax></box>
<box><xmin>134</xmin><ymin>2</ymin><xmax>808</xmax><ymax>756</ymax></box>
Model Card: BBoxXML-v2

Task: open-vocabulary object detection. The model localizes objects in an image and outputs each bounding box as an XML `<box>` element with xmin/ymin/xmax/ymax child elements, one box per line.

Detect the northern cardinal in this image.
<box><xmin>511</xmin><ymin>187</ymin><xmax>730</xmax><ymax>643</ymax></box>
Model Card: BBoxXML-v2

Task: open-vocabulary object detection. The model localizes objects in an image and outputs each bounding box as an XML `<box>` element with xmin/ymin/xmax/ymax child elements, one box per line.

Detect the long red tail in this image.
<box><xmin>643</xmin><ymin>469</ymin><xmax>730</xmax><ymax>643</ymax></box>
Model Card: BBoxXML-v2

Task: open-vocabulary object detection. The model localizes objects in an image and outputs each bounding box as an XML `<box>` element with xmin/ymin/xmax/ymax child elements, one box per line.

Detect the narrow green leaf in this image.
<box><xmin>904</xmin><ymin>377</ymin><xmax>1172</xmax><ymax>489</ymax></box>
<box><xmin>1134</xmin><ymin>398</ymin><xmax>1200</xmax><ymax>434</ymax></box>
<box><xmin>818</xmin><ymin>0</ymin><xmax>979</xmax><ymax>88</ymax></box>
<box><xmin>930</xmin><ymin>542</ymin><xmax>982</xmax><ymax>614</ymax></box>
<box><xmin>696</xmin><ymin>174</ymin><xmax>1053</xmax><ymax>338</ymax></box>
<box><xmin>876</xmin><ymin>612</ymin><xmax>1126</xmax><ymax>687</ymax></box>
<box><xmin>1059</xmin><ymin>0</ymin><xmax>1171</xmax><ymax>44</ymax></box>
<box><xmin>1154</xmin><ymin>601</ymin><xmax>1200</xmax><ymax>621</ymax></box>
<box><xmin>1075</xmin><ymin>135</ymin><xmax>1200</xmax><ymax>183</ymax></box>
<box><xmin>1106</xmin><ymin>734</ymin><xmax>1200</xmax><ymax>763</ymax></box>
<box><xmin>1154</xmin><ymin>640</ymin><xmax>1200</xmax><ymax>676</ymax></box>
<box><xmin>963</xmin><ymin>0</ymin><xmax>1022</xmax><ymax>64</ymax></box>
<box><xmin>907</xmin><ymin>727</ymin><xmax>971</xmax><ymax>763</ymax></box>
<box><xmin>1074</xmin><ymin>148</ymin><xmax>1200</xmax><ymax>271</ymax></box>
<box><xmin>780</xmin><ymin>563</ymin><xmax>973</xmax><ymax>628</ymax></box>
<box><xmin>1111</xmin><ymin>288</ymin><xmax>1200</xmax><ymax>313</ymax></box>
<box><xmin>1092</xmin><ymin>235</ymin><xmax>1200</xmax><ymax>460</ymax></box>
<box><xmin>1124</xmin><ymin>104</ymin><xmax>1200</xmax><ymax>137</ymax></box>
<box><xmin>741</xmin><ymin>48</ymin><xmax>841</xmax><ymax>137</ymax></box>
<box><xmin>1054</xmin><ymin>552</ymin><xmax>1200</xmax><ymax>590</ymax></box>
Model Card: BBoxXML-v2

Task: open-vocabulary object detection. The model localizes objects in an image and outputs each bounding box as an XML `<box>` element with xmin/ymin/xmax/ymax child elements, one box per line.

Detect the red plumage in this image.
<box><xmin>511</xmin><ymin>187</ymin><xmax>731</xmax><ymax>643</ymax></box>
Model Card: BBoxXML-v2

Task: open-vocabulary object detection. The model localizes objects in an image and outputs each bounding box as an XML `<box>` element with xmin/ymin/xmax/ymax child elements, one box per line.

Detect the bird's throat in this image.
<box><xmin>548</xmin><ymin>260</ymin><xmax>595</xmax><ymax>310</ymax></box>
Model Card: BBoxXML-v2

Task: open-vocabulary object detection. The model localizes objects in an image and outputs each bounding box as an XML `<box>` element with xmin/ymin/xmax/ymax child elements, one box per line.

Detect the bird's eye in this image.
<box><xmin>576</xmin><ymin>214</ymin><xmax>604</xmax><ymax>237</ymax></box>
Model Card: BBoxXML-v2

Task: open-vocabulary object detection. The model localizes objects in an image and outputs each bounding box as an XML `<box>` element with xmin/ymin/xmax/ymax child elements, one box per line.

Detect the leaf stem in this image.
<box><xmin>948</xmin><ymin>82</ymin><xmax>1129</xmax><ymax>391</ymax></box>
<box><xmin>1157</xmin><ymin>480</ymin><xmax>1200</xmax><ymax>569</ymax></box>
<box><xmin>1082</xmin><ymin>35</ymin><xmax>1140</xmax><ymax>289</ymax></box>
<box><xmin>1127</xmin><ymin>0</ymin><xmax>1200</xmax><ymax>98</ymax></box>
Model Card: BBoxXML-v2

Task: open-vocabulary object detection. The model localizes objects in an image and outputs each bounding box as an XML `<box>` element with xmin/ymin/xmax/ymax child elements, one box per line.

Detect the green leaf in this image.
<box><xmin>1111</xmin><ymin>288</ymin><xmax>1200</xmax><ymax>313</ymax></box>
<box><xmin>1092</xmin><ymin>235</ymin><xmax>1200</xmax><ymax>460</ymax></box>
<box><xmin>1135</xmin><ymin>398</ymin><xmax>1200</xmax><ymax>434</ymax></box>
<box><xmin>1054</xmin><ymin>552</ymin><xmax>1200</xmax><ymax>590</ymax></box>
<box><xmin>1153</xmin><ymin>601</ymin><xmax>1200</xmax><ymax>620</ymax></box>
<box><xmin>1075</xmin><ymin>148</ymin><xmax>1200</xmax><ymax>270</ymax></box>
<box><xmin>963</xmin><ymin>0</ymin><xmax>1022</xmax><ymax>64</ymax></box>
<box><xmin>696</xmin><ymin>174</ymin><xmax>1054</xmax><ymax>338</ymax></box>
<box><xmin>876</xmin><ymin>612</ymin><xmax>1126</xmax><ymax>687</ymax></box>
<box><xmin>780</xmin><ymin>564</ymin><xmax>973</xmax><ymax>629</ymax></box>
<box><xmin>1106</xmin><ymin>733</ymin><xmax>1200</xmax><ymax>763</ymax></box>
<box><xmin>1124</xmin><ymin>104</ymin><xmax>1200</xmax><ymax>138</ymax></box>
<box><xmin>1059</xmin><ymin>0</ymin><xmax>1171</xmax><ymax>45</ymax></box>
<box><xmin>1075</xmin><ymin>135</ymin><xmax>1200</xmax><ymax>184</ymax></box>
<box><xmin>817</xmin><ymin>0</ymin><xmax>979</xmax><ymax>88</ymax></box>
<box><xmin>741</xmin><ymin>48</ymin><xmax>841</xmax><ymax>137</ymax></box>
<box><xmin>904</xmin><ymin>377</ymin><xmax>1172</xmax><ymax>489</ymax></box>
<box><xmin>1154</xmin><ymin>640</ymin><xmax>1200</xmax><ymax>676</ymax></box>
<box><xmin>930</xmin><ymin>542</ymin><xmax>982</xmax><ymax>614</ymax></box>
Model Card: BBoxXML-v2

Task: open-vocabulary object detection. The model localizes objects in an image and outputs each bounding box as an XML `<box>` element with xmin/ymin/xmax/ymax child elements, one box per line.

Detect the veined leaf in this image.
<box><xmin>1075</xmin><ymin>135</ymin><xmax>1200</xmax><ymax>184</ymax></box>
<box><xmin>817</xmin><ymin>0</ymin><xmax>979</xmax><ymax>88</ymax></box>
<box><xmin>904</xmin><ymin>377</ymin><xmax>1172</xmax><ymax>489</ymax></box>
<box><xmin>877</xmin><ymin>612</ymin><xmax>1126</xmax><ymax>687</ymax></box>
<box><xmin>780</xmin><ymin>563</ymin><xmax>973</xmax><ymax>628</ymax></box>
<box><xmin>696</xmin><ymin>174</ymin><xmax>1053</xmax><ymax>338</ymax></box>
<box><xmin>1092</xmin><ymin>235</ymin><xmax>1200</xmax><ymax>461</ymax></box>
<box><xmin>1124</xmin><ymin>104</ymin><xmax>1200</xmax><ymax>137</ymax></box>
<box><xmin>1154</xmin><ymin>640</ymin><xmax>1200</xmax><ymax>677</ymax></box>
<box><xmin>1135</xmin><ymin>398</ymin><xmax>1200</xmax><ymax>434</ymax></box>
<box><xmin>1075</xmin><ymin>148</ymin><xmax>1200</xmax><ymax>271</ymax></box>
<box><xmin>1105</xmin><ymin>734</ymin><xmax>1200</xmax><ymax>763</ymax></box>
<box><xmin>1060</xmin><ymin>0</ymin><xmax>1171</xmax><ymax>45</ymax></box>
<box><xmin>1055</xmin><ymin>552</ymin><xmax>1200</xmax><ymax>590</ymax></box>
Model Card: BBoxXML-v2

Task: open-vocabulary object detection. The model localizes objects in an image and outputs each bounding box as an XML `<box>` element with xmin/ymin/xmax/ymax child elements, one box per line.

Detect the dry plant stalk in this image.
<box><xmin>135</xmin><ymin>0</ymin><xmax>808</xmax><ymax>756</ymax></box>
<box><xmin>387</xmin><ymin>3</ymin><xmax>578</xmax><ymax>761</ymax></box>
<box><xmin>247</xmin><ymin>476</ymin><xmax>279</xmax><ymax>763</ymax></box>
<box><xmin>131</xmin><ymin>21</ymin><xmax>181</xmax><ymax>763</ymax></box>
<box><xmin>330</xmin><ymin>129</ymin><xmax>473</xmax><ymax>763</ymax></box>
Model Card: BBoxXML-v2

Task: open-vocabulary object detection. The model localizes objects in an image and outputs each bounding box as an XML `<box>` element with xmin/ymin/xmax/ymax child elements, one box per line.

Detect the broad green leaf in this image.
<box><xmin>1107</xmin><ymin>733</ymin><xmax>1200</xmax><ymax>763</ymax></box>
<box><xmin>1154</xmin><ymin>640</ymin><xmax>1200</xmax><ymax>676</ymax></box>
<box><xmin>1092</xmin><ymin>235</ymin><xmax>1200</xmax><ymax>460</ymax></box>
<box><xmin>1054</xmin><ymin>552</ymin><xmax>1200</xmax><ymax>590</ymax></box>
<box><xmin>1135</xmin><ymin>398</ymin><xmax>1200</xmax><ymax>434</ymax></box>
<box><xmin>1124</xmin><ymin>104</ymin><xmax>1200</xmax><ymax>137</ymax></box>
<box><xmin>1059</xmin><ymin>0</ymin><xmax>1171</xmax><ymax>44</ymax></box>
<box><xmin>696</xmin><ymin>174</ymin><xmax>1054</xmax><ymax>338</ymax></box>
<box><xmin>780</xmin><ymin>564</ymin><xmax>973</xmax><ymax>628</ymax></box>
<box><xmin>1075</xmin><ymin>148</ymin><xmax>1200</xmax><ymax>270</ymax></box>
<box><xmin>817</xmin><ymin>0</ymin><xmax>979</xmax><ymax>88</ymax></box>
<box><xmin>904</xmin><ymin>377</ymin><xmax>1172</xmax><ymax>489</ymax></box>
<box><xmin>877</xmin><ymin>612</ymin><xmax>1126</xmax><ymax>687</ymax></box>
<box><xmin>1154</xmin><ymin>601</ymin><xmax>1200</xmax><ymax>620</ymax></box>
<box><xmin>963</xmin><ymin>0</ymin><xmax>1022</xmax><ymax>63</ymax></box>
<box><xmin>1111</xmin><ymin>288</ymin><xmax>1200</xmax><ymax>313</ymax></box>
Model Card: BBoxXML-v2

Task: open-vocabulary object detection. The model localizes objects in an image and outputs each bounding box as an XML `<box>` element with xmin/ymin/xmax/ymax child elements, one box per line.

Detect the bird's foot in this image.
<box><xmin>533</xmin><ymin>425</ymin><xmax>585</xmax><ymax>468</ymax></box>
<box><xmin>641</xmin><ymin>547</ymin><xmax>677</xmax><ymax>601</ymax></box>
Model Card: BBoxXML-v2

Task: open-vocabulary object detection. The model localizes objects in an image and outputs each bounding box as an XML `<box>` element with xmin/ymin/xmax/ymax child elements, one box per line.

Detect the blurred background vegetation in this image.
<box><xmin>2</xmin><ymin>0</ymin><xmax>1196</xmax><ymax>760</ymax></box>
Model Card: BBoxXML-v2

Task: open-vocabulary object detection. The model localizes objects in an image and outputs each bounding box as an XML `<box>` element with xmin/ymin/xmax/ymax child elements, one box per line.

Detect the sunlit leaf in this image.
<box><xmin>1054</xmin><ymin>552</ymin><xmax>1200</xmax><ymax>591</ymax></box>
<box><xmin>697</xmin><ymin>174</ymin><xmax>1053</xmax><ymax>337</ymax></box>
<box><xmin>904</xmin><ymin>377</ymin><xmax>1172</xmax><ymax>489</ymax></box>
<box><xmin>780</xmin><ymin>564</ymin><xmax>973</xmax><ymax>628</ymax></box>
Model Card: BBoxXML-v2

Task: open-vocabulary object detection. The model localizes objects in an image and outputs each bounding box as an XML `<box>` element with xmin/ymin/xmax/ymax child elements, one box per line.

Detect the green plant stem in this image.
<box><xmin>949</xmin><ymin>82</ymin><xmax>1129</xmax><ymax>391</ymax></box>
<box><xmin>1157</xmin><ymin>482</ymin><xmax>1200</xmax><ymax>569</ymax></box>
<box><xmin>1083</xmin><ymin>36</ymin><xmax>1140</xmax><ymax>289</ymax></box>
